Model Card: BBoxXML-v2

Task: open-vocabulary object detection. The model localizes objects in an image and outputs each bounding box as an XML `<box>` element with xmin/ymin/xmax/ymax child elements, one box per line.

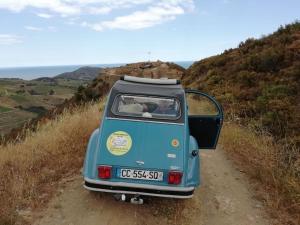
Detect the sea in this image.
<box><xmin>0</xmin><ymin>61</ymin><xmax>194</xmax><ymax>80</ymax></box>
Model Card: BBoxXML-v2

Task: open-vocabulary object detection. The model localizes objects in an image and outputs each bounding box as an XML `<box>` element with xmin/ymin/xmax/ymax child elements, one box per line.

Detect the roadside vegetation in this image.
<box><xmin>0</xmin><ymin>100</ymin><xmax>104</xmax><ymax>225</ymax></box>
<box><xmin>184</xmin><ymin>22</ymin><xmax>300</xmax><ymax>224</ymax></box>
<box><xmin>220</xmin><ymin>122</ymin><xmax>299</xmax><ymax>224</ymax></box>
<box><xmin>0</xmin><ymin>106</ymin><xmax>12</xmax><ymax>113</ymax></box>
<box><xmin>184</xmin><ymin>22</ymin><xmax>300</xmax><ymax>147</ymax></box>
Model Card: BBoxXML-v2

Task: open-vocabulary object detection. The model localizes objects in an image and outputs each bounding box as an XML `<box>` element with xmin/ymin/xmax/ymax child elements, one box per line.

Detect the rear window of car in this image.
<box><xmin>111</xmin><ymin>95</ymin><xmax>181</xmax><ymax>120</ymax></box>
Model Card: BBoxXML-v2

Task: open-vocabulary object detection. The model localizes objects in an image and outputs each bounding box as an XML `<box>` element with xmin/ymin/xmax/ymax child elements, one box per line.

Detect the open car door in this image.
<box><xmin>185</xmin><ymin>89</ymin><xmax>223</xmax><ymax>149</ymax></box>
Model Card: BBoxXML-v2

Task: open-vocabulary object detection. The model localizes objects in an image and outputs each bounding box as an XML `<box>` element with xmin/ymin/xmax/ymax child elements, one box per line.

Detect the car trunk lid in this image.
<box><xmin>97</xmin><ymin>118</ymin><xmax>185</xmax><ymax>174</ymax></box>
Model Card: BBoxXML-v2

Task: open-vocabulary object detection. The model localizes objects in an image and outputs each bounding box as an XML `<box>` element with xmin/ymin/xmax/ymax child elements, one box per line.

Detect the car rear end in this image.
<box><xmin>83</xmin><ymin>79</ymin><xmax>194</xmax><ymax>198</ymax></box>
<box><xmin>84</xmin><ymin>118</ymin><xmax>194</xmax><ymax>198</ymax></box>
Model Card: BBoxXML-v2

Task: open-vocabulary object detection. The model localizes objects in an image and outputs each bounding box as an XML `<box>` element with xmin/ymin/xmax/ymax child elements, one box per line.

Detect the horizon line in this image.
<box><xmin>0</xmin><ymin>60</ymin><xmax>197</xmax><ymax>69</ymax></box>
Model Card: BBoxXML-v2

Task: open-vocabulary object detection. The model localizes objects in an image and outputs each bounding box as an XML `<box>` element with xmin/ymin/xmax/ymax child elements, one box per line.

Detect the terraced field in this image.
<box><xmin>0</xmin><ymin>109</ymin><xmax>36</xmax><ymax>135</ymax></box>
<box><xmin>0</xmin><ymin>78</ymin><xmax>87</xmax><ymax>136</ymax></box>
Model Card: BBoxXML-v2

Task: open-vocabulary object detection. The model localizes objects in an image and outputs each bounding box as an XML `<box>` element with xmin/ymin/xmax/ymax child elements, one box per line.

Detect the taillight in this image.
<box><xmin>168</xmin><ymin>171</ymin><xmax>182</xmax><ymax>185</ymax></box>
<box><xmin>98</xmin><ymin>165</ymin><xmax>112</xmax><ymax>179</ymax></box>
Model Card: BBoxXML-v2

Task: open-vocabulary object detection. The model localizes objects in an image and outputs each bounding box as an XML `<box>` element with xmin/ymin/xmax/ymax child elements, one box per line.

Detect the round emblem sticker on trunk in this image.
<box><xmin>106</xmin><ymin>131</ymin><xmax>132</xmax><ymax>156</ymax></box>
<box><xmin>171</xmin><ymin>139</ymin><xmax>180</xmax><ymax>148</ymax></box>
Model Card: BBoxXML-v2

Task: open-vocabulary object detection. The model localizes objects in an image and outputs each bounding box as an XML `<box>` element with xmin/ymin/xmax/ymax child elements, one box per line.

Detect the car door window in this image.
<box><xmin>185</xmin><ymin>89</ymin><xmax>223</xmax><ymax>149</ymax></box>
<box><xmin>187</xmin><ymin>95</ymin><xmax>219</xmax><ymax>116</ymax></box>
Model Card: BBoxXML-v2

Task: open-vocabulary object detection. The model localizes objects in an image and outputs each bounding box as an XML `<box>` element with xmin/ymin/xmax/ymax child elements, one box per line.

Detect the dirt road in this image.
<box><xmin>33</xmin><ymin>149</ymin><xmax>270</xmax><ymax>225</ymax></box>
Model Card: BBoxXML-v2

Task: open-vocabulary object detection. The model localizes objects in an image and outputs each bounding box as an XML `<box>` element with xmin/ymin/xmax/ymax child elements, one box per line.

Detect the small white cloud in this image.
<box><xmin>82</xmin><ymin>2</ymin><xmax>190</xmax><ymax>31</ymax></box>
<box><xmin>66</xmin><ymin>17</ymin><xmax>81</xmax><ymax>25</ymax></box>
<box><xmin>0</xmin><ymin>0</ymin><xmax>195</xmax><ymax>31</ymax></box>
<box><xmin>36</xmin><ymin>13</ymin><xmax>53</xmax><ymax>19</ymax></box>
<box><xmin>25</xmin><ymin>25</ymin><xmax>57</xmax><ymax>32</ymax></box>
<box><xmin>25</xmin><ymin>26</ymin><xmax>43</xmax><ymax>31</ymax></box>
<box><xmin>88</xmin><ymin>6</ymin><xmax>112</xmax><ymax>15</ymax></box>
<box><xmin>0</xmin><ymin>0</ymin><xmax>80</xmax><ymax>16</ymax></box>
<box><xmin>106</xmin><ymin>5</ymin><xmax>184</xmax><ymax>30</ymax></box>
<box><xmin>0</xmin><ymin>34</ymin><xmax>23</xmax><ymax>45</ymax></box>
<box><xmin>0</xmin><ymin>0</ymin><xmax>152</xmax><ymax>17</ymax></box>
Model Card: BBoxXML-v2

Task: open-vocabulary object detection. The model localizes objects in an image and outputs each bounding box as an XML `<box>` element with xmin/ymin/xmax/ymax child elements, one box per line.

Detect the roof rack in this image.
<box><xmin>121</xmin><ymin>75</ymin><xmax>180</xmax><ymax>85</ymax></box>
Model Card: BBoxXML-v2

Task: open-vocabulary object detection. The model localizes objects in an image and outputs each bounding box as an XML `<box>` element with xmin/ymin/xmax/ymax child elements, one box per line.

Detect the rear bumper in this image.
<box><xmin>84</xmin><ymin>177</ymin><xmax>194</xmax><ymax>199</ymax></box>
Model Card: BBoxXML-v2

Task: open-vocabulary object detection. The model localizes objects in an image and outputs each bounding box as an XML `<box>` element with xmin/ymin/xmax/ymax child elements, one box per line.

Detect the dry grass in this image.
<box><xmin>220</xmin><ymin>122</ymin><xmax>300</xmax><ymax>225</ymax></box>
<box><xmin>0</xmin><ymin>100</ymin><xmax>104</xmax><ymax>225</ymax></box>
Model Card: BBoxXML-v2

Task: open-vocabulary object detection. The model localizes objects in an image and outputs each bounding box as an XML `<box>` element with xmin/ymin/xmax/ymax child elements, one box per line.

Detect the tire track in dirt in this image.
<box><xmin>32</xmin><ymin>148</ymin><xmax>271</xmax><ymax>225</ymax></box>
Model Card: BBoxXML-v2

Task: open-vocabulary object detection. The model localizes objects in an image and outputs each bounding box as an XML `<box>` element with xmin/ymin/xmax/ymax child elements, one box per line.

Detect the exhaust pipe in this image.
<box><xmin>113</xmin><ymin>194</ymin><xmax>126</xmax><ymax>202</ymax></box>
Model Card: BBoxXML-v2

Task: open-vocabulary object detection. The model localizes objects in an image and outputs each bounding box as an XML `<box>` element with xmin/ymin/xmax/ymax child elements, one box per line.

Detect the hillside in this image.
<box><xmin>0</xmin><ymin>78</ymin><xmax>77</xmax><ymax>135</ymax></box>
<box><xmin>0</xmin><ymin>67</ymin><xmax>98</xmax><ymax>136</ymax></box>
<box><xmin>183</xmin><ymin>23</ymin><xmax>300</xmax><ymax>223</ymax></box>
<box><xmin>55</xmin><ymin>66</ymin><xmax>101</xmax><ymax>80</ymax></box>
<box><xmin>74</xmin><ymin>61</ymin><xmax>185</xmax><ymax>101</ymax></box>
<box><xmin>183</xmin><ymin>22</ymin><xmax>300</xmax><ymax>147</ymax></box>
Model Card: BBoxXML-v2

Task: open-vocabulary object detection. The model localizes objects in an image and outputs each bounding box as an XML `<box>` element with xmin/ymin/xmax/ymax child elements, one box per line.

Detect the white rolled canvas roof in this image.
<box><xmin>122</xmin><ymin>75</ymin><xmax>179</xmax><ymax>85</ymax></box>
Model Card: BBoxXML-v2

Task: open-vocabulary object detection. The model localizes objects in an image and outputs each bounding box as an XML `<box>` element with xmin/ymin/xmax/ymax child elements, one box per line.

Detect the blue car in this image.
<box><xmin>83</xmin><ymin>76</ymin><xmax>223</xmax><ymax>201</ymax></box>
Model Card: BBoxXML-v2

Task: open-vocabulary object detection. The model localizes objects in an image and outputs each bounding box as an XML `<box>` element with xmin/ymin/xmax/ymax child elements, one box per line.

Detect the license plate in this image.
<box><xmin>119</xmin><ymin>169</ymin><xmax>163</xmax><ymax>181</ymax></box>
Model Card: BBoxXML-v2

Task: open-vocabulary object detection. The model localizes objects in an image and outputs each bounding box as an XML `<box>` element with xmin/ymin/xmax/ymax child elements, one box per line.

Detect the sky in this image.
<box><xmin>0</xmin><ymin>0</ymin><xmax>299</xmax><ymax>68</ymax></box>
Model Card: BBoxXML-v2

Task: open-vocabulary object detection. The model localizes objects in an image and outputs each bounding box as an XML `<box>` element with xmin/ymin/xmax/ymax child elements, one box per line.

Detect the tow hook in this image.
<box><xmin>130</xmin><ymin>195</ymin><xmax>144</xmax><ymax>205</ymax></box>
<box><xmin>113</xmin><ymin>194</ymin><xmax>144</xmax><ymax>204</ymax></box>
